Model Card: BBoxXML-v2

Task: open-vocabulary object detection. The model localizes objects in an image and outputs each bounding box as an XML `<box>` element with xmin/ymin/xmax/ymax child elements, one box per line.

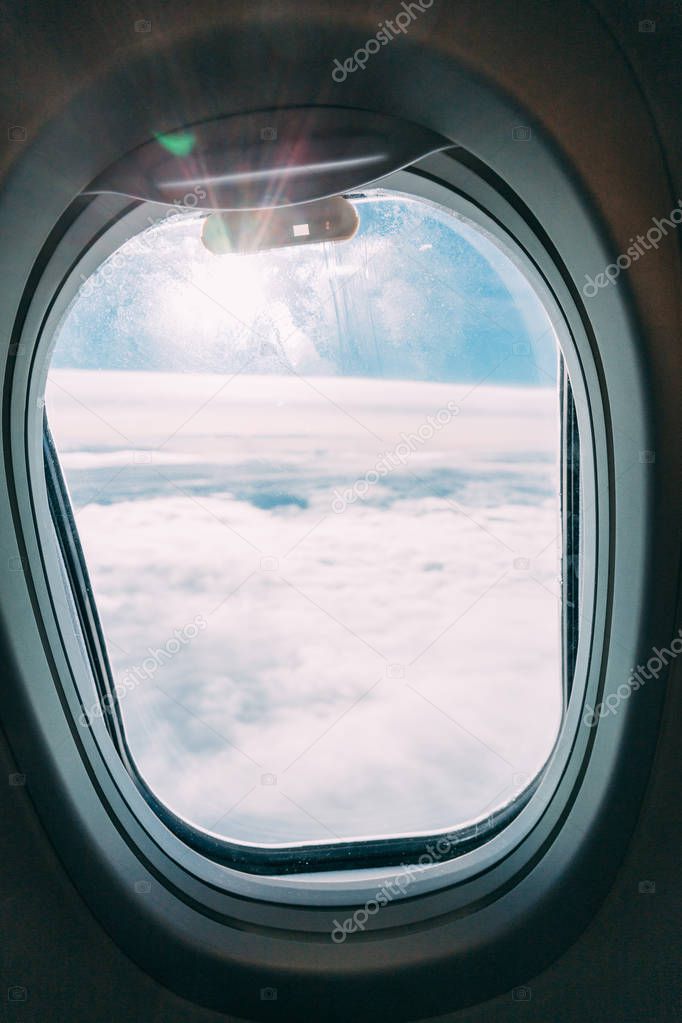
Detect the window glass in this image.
<box><xmin>46</xmin><ymin>192</ymin><xmax>565</xmax><ymax>848</ymax></box>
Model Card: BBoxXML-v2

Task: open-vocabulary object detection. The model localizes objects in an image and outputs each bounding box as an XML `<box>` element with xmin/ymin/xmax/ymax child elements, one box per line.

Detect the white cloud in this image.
<box><xmin>47</xmin><ymin>369</ymin><xmax>563</xmax><ymax>846</ymax></box>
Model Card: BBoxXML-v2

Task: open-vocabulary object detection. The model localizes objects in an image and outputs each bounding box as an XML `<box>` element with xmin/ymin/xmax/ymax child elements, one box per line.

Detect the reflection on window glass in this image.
<box><xmin>46</xmin><ymin>192</ymin><xmax>564</xmax><ymax>848</ymax></box>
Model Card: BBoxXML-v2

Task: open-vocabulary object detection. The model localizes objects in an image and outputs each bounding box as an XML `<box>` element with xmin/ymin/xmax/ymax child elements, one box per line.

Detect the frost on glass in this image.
<box><xmin>46</xmin><ymin>193</ymin><xmax>564</xmax><ymax>847</ymax></box>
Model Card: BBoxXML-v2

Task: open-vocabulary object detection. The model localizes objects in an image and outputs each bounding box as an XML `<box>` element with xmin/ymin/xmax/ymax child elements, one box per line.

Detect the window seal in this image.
<box><xmin>560</xmin><ymin>355</ymin><xmax>581</xmax><ymax>697</ymax></box>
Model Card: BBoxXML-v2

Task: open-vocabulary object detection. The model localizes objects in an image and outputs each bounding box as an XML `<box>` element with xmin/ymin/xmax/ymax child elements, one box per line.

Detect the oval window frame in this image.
<box><xmin>11</xmin><ymin>153</ymin><xmax>603</xmax><ymax>919</ymax></box>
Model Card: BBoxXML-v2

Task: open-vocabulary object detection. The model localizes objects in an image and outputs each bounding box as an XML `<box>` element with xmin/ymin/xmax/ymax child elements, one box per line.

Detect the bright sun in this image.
<box><xmin>158</xmin><ymin>228</ymin><xmax>270</xmax><ymax>361</ymax></box>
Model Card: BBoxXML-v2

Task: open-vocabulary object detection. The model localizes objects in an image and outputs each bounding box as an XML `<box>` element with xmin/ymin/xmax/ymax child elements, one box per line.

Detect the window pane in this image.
<box><xmin>46</xmin><ymin>192</ymin><xmax>565</xmax><ymax>849</ymax></box>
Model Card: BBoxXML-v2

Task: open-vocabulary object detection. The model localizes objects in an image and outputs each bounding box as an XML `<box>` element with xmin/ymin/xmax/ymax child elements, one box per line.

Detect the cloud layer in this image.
<box><xmin>47</xmin><ymin>370</ymin><xmax>563</xmax><ymax>846</ymax></box>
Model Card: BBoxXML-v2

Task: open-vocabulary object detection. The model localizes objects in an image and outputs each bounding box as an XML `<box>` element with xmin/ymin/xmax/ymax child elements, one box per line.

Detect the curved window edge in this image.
<box><xmin>39</xmin><ymin>174</ymin><xmax>579</xmax><ymax>879</ymax></box>
<box><xmin>9</xmin><ymin>152</ymin><xmax>603</xmax><ymax>911</ymax></box>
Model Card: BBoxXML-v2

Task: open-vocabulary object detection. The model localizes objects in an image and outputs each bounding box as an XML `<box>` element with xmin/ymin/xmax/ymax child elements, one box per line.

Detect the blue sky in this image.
<box><xmin>53</xmin><ymin>193</ymin><xmax>558</xmax><ymax>387</ymax></box>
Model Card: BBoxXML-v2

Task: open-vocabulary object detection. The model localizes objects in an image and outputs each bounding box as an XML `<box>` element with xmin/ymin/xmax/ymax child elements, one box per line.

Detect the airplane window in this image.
<box><xmin>44</xmin><ymin>190</ymin><xmax>576</xmax><ymax>868</ymax></box>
